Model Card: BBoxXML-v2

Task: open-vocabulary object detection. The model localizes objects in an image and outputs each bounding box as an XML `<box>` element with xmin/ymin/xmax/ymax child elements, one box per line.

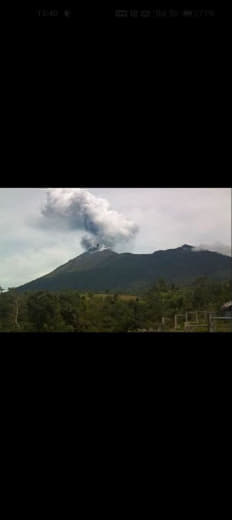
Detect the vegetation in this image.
<box><xmin>0</xmin><ymin>278</ymin><xmax>231</xmax><ymax>332</ymax></box>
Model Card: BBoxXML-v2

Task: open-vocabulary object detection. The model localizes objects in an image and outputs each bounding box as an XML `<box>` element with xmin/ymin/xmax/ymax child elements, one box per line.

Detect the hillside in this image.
<box><xmin>15</xmin><ymin>245</ymin><xmax>232</xmax><ymax>293</ymax></box>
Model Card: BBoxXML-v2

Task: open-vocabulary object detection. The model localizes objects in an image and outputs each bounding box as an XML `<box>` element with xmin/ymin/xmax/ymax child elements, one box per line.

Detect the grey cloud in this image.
<box><xmin>40</xmin><ymin>188</ymin><xmax>139</xmax><ymax>250</ymax></box>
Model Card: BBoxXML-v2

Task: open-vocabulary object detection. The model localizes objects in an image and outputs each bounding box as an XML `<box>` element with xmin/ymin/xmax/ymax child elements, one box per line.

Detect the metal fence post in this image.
<box><xmin>175</xmin><ymin>314</ymin><xmax>178</xmax><ymax>330</ymax></box>
<box><xmin>209</xmin><ymin>313</ymin><xmax>214</xmax><ymax>332</ymax></box>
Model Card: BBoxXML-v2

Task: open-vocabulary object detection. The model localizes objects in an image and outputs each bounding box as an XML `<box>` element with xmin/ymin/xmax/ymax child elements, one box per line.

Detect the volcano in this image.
<box><xmin>16</xmin><ymin>245</ymin><xmax>232</xmax><ymax>293</ymax></box>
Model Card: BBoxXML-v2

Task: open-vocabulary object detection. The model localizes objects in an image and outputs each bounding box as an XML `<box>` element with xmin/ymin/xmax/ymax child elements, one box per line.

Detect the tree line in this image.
<box><xmin>0</xmin><ymin>277</ymin><xmax>231</xmax><ymax>332</ymax></box>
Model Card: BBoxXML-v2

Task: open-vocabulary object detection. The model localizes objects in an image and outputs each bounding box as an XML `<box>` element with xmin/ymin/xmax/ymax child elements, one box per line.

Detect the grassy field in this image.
<box><xmin>83</xmin><ymin>293</ymin><xmax>141</xmax><ymax>302</ymax></box>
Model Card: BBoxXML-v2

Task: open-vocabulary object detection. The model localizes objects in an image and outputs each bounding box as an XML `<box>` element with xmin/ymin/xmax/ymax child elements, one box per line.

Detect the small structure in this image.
<box><xmin>221</xmin><ymin>301</ymin><xmax>232</xmax><ymax>317</ymax></box>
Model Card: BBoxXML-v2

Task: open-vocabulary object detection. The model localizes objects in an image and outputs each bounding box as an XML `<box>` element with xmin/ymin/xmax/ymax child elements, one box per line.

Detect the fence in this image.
<box><xmin>208</xmin><ymin>315</ymin><xmax>232</xmax><ymax>333</ymax></box>
<box><xmin>172</xmin><ymin>311</ymin><xmax>232</xmax><ymax>332</ymax></box>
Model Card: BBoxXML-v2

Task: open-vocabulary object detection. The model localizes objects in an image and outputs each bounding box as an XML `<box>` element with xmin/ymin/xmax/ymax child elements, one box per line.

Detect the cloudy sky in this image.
<box><xmin>0</xmin><ymin>188</ymin><xmax>231</xmax><ymax>289</ymax></box>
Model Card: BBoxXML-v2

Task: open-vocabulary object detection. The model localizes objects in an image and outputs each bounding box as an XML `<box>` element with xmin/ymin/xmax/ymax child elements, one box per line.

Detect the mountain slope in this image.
<box><xmin>16</xmin><ymin>245</ymin><xmax>232</xmax><ymax>293</ymax></box>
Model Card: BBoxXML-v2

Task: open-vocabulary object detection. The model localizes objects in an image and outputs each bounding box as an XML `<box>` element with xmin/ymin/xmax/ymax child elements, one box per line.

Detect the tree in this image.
<box><xmin>27</xmin><ymin>292</ymin><xmax>63</xmax><ymax>331</ymax></box>
<box><xmin>0</xmin><ymin>292</ymin><xmax>19</xmax><ymax>331</ymax></box>
<box><xmin>157</xmin><ymin>279</ymin><xmax>168</xmax><ymax>292</ymax></box>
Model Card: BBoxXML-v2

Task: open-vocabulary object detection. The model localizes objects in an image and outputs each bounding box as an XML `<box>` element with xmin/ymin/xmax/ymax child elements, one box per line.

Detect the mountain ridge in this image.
<box><xmin>16</xmin><ymin>245</ymin><xmax>232</xmax><ymax>293</ymax></box>
<box><xmin>16</xmin><ymin>244</ymin><xmax>232</xmax><ymax>292</ymax></box>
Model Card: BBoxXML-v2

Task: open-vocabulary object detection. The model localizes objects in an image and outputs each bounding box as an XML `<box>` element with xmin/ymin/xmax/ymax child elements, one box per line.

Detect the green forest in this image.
<box><xmin>0</xmin><ymin>278</ymin><xmax>231</xmax><ymax>333</ymax></box>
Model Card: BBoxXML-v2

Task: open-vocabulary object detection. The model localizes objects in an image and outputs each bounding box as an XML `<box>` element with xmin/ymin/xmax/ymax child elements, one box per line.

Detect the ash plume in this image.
<box><xmin>193</xmin><ymin>242</ymin><xmax>231</xmax><ymax>256</ymax></box>
<box><xmin>41</xmin><ymin>188</ymin><xmax>138</xmax><ymax>251</ymax></box>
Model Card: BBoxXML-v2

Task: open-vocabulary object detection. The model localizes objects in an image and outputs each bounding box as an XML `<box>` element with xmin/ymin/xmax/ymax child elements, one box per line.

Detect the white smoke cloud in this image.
<box><xmin>193</xmin><ymin>242</ymin><xmax>231</xmax><ymax>257</ymax></box>
<box><xmin>40</xmin><ymin>188</ymin><xmax>139</xmax><ymax>250</ymax></box>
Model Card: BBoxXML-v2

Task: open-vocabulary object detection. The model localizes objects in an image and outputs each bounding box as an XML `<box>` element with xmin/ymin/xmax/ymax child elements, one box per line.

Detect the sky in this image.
<box><xmin>0</xmin><ymin>188</ymin><xmax>231</xmax><ymax>289</ymax></box>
